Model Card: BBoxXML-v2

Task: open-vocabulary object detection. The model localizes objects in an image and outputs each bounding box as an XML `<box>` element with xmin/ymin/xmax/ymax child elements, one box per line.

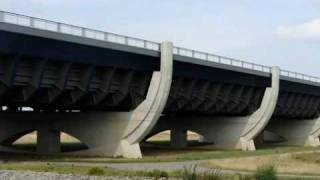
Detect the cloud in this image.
<box><xmin>276</xmin><ymin>18</ymin><xmax>320</xmax><ymax>40</ymax></box>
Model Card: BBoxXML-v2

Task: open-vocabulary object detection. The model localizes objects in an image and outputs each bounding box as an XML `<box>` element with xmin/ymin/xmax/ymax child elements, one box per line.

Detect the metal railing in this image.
<box><xmin>173</xmin><ymin>47</ymin><xmax>271</xmax><ymax>73</ymax></box>
<box><xmin>280</xmin><ymin>69</ymin><xmax>320</xmax><ymax>83</ymax></box>
<box><xmin>0</xmin><ymin>11</ymin><xmax>160</xmax><ymax>51</ymax></box>
<box><xmin>0</xmin><ymin>10</ymin><xmax>319</xmax><ymax>84</ymax></box>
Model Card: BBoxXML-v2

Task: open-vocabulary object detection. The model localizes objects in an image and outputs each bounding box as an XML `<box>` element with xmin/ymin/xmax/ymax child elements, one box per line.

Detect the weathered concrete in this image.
<box><xmin>149</xmin><ymin>67</ymin><xmax>280</xmax><ymax>151</ymax></box>
<box><xmin>238</xmin><ymin>66</ymin><xmax>280</xmax><ymax>150</ymax></box>
<box><xmin>120</xmin><ymin>41</ymin><xmax>173</xmax><ymax>157</ymax></box>
<box><xmin>0</xmin><ymin>112</ymin><xmax>131</xmax><ymax>156</ymax></box>
<box><xmin>170</xmin><ymin>129</ymin><xmax>187</xmax><ymax>148</ymax></box>
<box><xmin>37</xmin><ymin>127</ymin><xmax>60</xmax><ymax>154</ymax></box>
<box><xmin>0</xmin><ymin>42</ymin><xmax>173</xmax><ymax>158</ymax></box>
<box><xmin>265</xmin><ymin>118</ymin><xmax>320</xmax><ymax>147</ymax></box>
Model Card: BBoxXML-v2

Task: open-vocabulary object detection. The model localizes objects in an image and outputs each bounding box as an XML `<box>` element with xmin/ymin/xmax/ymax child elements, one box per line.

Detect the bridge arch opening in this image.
<box><xmin>263</xmin><ymin>130</ymin><xmax>287</xmax><ymax>144</ymax></box>
<box><xmin>3</xmin><ymin>130</ymin><xmax>88</xmax><ymax>153</ymax></box>
<box><xmin>9</xmin><ymin>130</ymin><xmax>37</xmax><ymax>152</ymax></box>
<box><xmin>59</xmin><ymin>132</ymin><xmax>88</xmax><ymax>152</ymax></box>
<box><xmin>144</xmin><ymin>130</ymin><xmax>210</xmax><ymax>148</ymax></box>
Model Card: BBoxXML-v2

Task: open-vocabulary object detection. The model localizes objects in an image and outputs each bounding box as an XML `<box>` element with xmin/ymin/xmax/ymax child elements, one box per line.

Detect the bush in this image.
<box><xmin>134</xmin><ymin>169</ymin><xmax>169</xmax><ymax>179</ymax></box>
<box><xmin>201</xmin><ymin>169</ymin><xmax>222</xmax><ymax>180</ymax></box>
<box><xmin>181</xmin><ymin>165</ymin><xmax>197</xmax><ymax>180</ymax></box>
<box><xmin>87</xmin><ymin>167</ymin><xmax>105</xmax><ymax>176</ymax></box>
<box><xmin>254</xmin><ymin>165</ymin><xmax>277</xmax><ymax>180</ymax></box>
<box><xmin>148</xmin><ymin>169</ymin><xmax>169</xmax><ymax>179</ymax></box>
<box><xmin>180</xmin><ymin>165</ymin><xmax>222</xmax><ymax>180</ymax></box>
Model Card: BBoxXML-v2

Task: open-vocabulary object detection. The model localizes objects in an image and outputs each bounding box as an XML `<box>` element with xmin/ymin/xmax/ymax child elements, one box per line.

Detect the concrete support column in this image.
<box><xmin>37</xmin><ymin>128</ymin><xmax>60</xmax><ymax>154</ymax></box>
<box><xmin>149</xmin><ymin>66</ymin><xmax>280</xmax><ymax>151</ymax></box>
<box><xmin>239</xmin><ymin>66</ymin><xmax>280</xmax><ymax>151</ymax></box>
<box><xmin>170</xmin><ymin>129</ymin><xmax>187</xmax><ymax>148</ymax></box>
<box><xmin>120</xmin><ymin>41</ymin><xmax>173</xmax><ymax>158</ymax></box>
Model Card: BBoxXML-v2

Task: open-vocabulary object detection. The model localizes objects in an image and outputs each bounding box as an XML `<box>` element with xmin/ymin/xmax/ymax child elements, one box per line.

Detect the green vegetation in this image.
<box><xmin>0</xmin><ymin>162</ymin><xmax>317</xmax><ymax>180</ymax></box>
<box><xmin>87</xmin><ymin>167</ymin><xmax>105</xmax><ymax>176</ymax></box>
<box><xmin>254</xmin><ymin>165</ymin><xmax>277</xmax><ymax>180</ymax></box>
<box><xmin>180</xmin><ymin>165</ymin><xmax>222</xmax><ymax>180</ymax></box>
<box><xmin>0</xmin><ymin>162</ymin><xmax>173</xmax><ymax>178</ymax></box>
<box><xmin>1</xmin><ymin>145</ymin><xmax>318</xmax><ymax>164</ymax></box>
<box><xmin>292</xmin><ymin>152</ymin><xmax>320</xmax><ymax>164</ymax></box>
<box><xmin>134</xmin><ymin>169</ymin><xmax>169</xmax><ymax>179</ymax></box>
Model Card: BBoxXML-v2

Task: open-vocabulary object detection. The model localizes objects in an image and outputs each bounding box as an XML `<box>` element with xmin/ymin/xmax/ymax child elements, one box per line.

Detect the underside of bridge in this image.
<box><xmin>264</xmin><ymin>81</ymin><xmax>320</xmax><ymax>147</ymax></box>
<box><xmin>0</xmin><ymin>20</ymin><xmax>320</xmax><ymax>158</ymax></box>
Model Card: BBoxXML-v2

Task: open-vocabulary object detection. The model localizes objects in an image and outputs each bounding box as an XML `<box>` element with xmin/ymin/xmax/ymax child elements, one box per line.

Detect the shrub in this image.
<box><xmin>181</xmin><ymin>165</ymin><xmax>197</xmax><ymax>180</ymax></box>
<box><xmin>87</xmin><ymin>167</ymin><xmax>105</xmax><ymax>176</ymax></box>
<box><xmin>134</xmin><ymin>169</ymin><xmax>169</xmax><ymax>179</ymax></box>
<box><xmin>201</xmin><ymin>169</ymin><xmax>222</xmax><ymax>180</ymax></box>
<box><xmin>180</xmin><ymin>165</ymin><xmax>222</xmax><ymax>180</ymax></box>
<box><xmin>233</xmin><ymin>174</ymin><xmax>253</xmax><ymax>180</ymax></box>
<box><xmin>254</xmin><ymin>165</ymin><xmax>277</xmax><ymax>180</ymax></box>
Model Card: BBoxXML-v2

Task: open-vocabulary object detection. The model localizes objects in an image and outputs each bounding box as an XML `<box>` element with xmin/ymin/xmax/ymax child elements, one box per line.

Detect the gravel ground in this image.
<box><xmin>0</xmin><ymin>170</ymin><xmax>169</xmax><ymax>180</ymax></box>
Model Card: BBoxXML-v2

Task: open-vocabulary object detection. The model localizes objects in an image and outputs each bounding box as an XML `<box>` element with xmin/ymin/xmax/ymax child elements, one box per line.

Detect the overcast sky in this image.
<box><xmin>1</xmin><ymin>0</ymin><xmax>320</xmax><ymax>76</ymax></box>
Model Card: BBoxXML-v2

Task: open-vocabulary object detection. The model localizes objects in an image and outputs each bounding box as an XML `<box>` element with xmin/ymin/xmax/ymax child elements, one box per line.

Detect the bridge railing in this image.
<box><xmin>0</xmin><ymin>11</ymin><xmax>161</xmax><ymax>51</ymax></box>
<box><xmin>173</xmin><ymin>47</ymin><xmax>271</xmax><ymax>73</ymax></box>
<box><xmin>280</xmin><ymin>69</ymin><xmax>320</xmax><ymax>83</ymax></box>
<box><xmin>1</xmin><ymin>10</ymin><xmax>320</xmax><ymax>84</ymax></box>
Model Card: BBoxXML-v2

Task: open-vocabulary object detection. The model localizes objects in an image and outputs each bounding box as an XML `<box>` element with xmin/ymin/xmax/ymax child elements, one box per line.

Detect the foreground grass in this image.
<box><xmin>9</xmin><ymin>131</ymin><xmax>320</xmax><ymax>163</ymax></box>
<box><xmin>201</xmin><ymin>150</ymin><xmax>320</xmax><ymax>177</ymax></box>
<box><xmin>1</xmin><ymin>145</ymin><xmax>319</xmax><ymax>164</ymax></box>
<box><xmin>0</xmin><ymin>162</ymin><xmax>178</xmax><ymax>178</ymax></box>
<box><xmin>0</xmin><ymin>162</ymin><xmax>317</xmax><ymax>180</ymax></box>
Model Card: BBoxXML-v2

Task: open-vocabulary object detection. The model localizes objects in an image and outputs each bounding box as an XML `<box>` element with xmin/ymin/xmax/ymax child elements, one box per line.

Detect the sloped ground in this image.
<box><xmin>201</xmin><ymin>151</ymin><xmax>320</xmax><ymax>176</ymax></box>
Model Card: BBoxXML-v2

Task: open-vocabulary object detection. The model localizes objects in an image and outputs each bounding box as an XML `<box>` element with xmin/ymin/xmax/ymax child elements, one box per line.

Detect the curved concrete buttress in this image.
<box><xmin>239</xmin><ymin>66</ymin><xmax>280</xmax><ymax>150</ymax></box>
<box><xmin>306</xmin><ymin>118</ymin><xmax>320</xmax><ymax>146</ymax></box>
<box><xmin>148</xmin><ymin>66</ymin><xmax>280</xmax><ymax>151</ymax></box>
<box><xmin>118</xmin><ymin>41</ymin><xmax>173</xmax><ymax>157</ymax></box>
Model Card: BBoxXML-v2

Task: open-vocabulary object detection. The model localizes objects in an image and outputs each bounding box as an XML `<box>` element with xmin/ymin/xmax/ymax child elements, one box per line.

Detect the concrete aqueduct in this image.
<box><xmin>0</xmin><ymin>11</ymin><xmax>320</xmax><ymax>158</ymax></box>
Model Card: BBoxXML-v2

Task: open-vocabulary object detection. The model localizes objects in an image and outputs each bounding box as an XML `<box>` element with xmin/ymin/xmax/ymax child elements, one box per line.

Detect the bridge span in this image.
<box><xmin>0</xmin><ymin>11</ymin><xmax>319</xmax><ymax>158</ymax></box>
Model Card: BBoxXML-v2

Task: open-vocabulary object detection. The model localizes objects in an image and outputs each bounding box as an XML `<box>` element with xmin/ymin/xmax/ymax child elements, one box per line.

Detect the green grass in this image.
<box><xmin>87</xmin><ymin>167</ymin><xmax>105</xmax><ymax>176</ymax></box>
<box><xmin>0</xmin><ymin>162</ymin><xmax>177</xmax><ymax>178</ymax></box>
<box><xmin>1</xmin><ymin>145</ymin><xmax>319</xmax><ymax>164</ymax></box>
<box><xmin>0</xmin><ymin>162</ymin><xmax>317</xmax><ymax>179</ymax></box>
<box><xmin>255</xmin><ymin>165</ymin><xmax>277</xmax><ymax>180</ymax></box>
<box><xmin>292</xmin><ymin>152</ymin><xmax>320</xmax><ymax>164</ymax></box>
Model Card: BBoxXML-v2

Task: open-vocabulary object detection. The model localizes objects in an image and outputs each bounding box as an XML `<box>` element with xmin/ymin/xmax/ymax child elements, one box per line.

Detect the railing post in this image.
<box><xmin>104</xmin><ymin>33</ymin><xmax>108</xmax><ymax>41</ymax></box>
<box><xmin>81</xmin><ymin>28</ymin><xmax>86</xmax><ymax>37</ymax></box>
<box><xmin>57</xmin><ymin>23</ymin><xmax>61</xmax><ymax>32</ymax></box>
<box><xmin>125</xmin><ymin>36</ymin><xmax>129</xmax><ymax>45</ymax></box>
<box><xmin>0</xmin><ymin>11</ymin><xmax>4</xmax><ymax>22</ymax></box>
<box><xmin>30</xmin><ymin>18</ymin><xmax>35</xmax><ymax>27</ymax></box>
<box><xmin>143</xmin><ymin>40</ymin><xmax>147</xmax><ymax>48</ymax></box>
